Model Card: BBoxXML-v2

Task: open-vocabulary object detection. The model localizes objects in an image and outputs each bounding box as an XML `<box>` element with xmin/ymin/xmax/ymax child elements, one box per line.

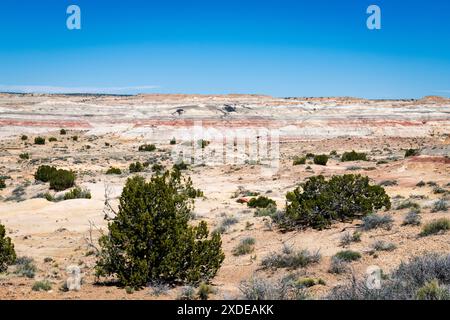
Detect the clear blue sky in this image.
<box><xmin>0</xmin><ymin>0</ymin><xmax>449</xmax><ymax>98</ymax></box>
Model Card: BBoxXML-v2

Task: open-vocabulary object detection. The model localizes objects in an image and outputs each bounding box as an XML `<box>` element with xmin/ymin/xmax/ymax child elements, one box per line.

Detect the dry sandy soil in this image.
<box><xmin>0</xmin><ymin>93</ymin><xmax>449</xmax><ymax>299</ymax></box>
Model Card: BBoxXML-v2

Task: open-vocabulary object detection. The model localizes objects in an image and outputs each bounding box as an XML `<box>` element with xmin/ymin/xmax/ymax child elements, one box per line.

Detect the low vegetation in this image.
<box><xmin>34</xmin><ymin>137</ymin><xmax>45</xmax><ymax>145</ymax></box>
<box><xmin>129</xmin><ymin>161</ymin><xmax>144</xmax><ymax>173</ymax></box>
<box><xmin>371</xmin><ymin>240</ymin><xmax>397</xmax><ymax>252</ymax></box>
<box><xmin>173</xmin><ymin>161</ymin><xmax>189</xmax><ymax>171</ymax></box>
<box><xmin>0</xmin><ymin>178</ymin><xmax>6</xmax><ymax>189</ymax></box>
<box><xmin>361</xmin><ymin>213</ymin><xmax>394</xmax><ymax>231</ymax></box>
<box><xmin>292</xmin><ymin>156</ymin><xmax>306</xmax><ymax>165</ymax></box>
<box><xmin>282</xmin><ymin>174</ymin><xmax>391</xmax><ymax>230</ymax></box>
<box><xmin>106</xmin><ymin>167</ymin><xmax>122</xmax><ymax>175</ymax></box>
<box><xmin>138</xmin><ymin>144</ymin><xmax>156</xmax><ymax>152</ymax></box>
<box><xmin>334</xmin><ymin>250</ymin><xmax>361</xmax><ymax>262</ymax></box>
<box><xmin>313</xmin><ymin>154</ymin><xmax>328</xmax><ymax>166</ymax></box>
<box><xmin>339</xmin><ymin>231</ymin><xmax>362</xmax><ymax>247</ymax></box>
<box><xmin>341</xmin><ymin>151</ymin><xmax>367</xmax><ymax>162</ymax></box>
<box><xmin>63</xmin><ymin>187</ymin><xmax>92</xmax><ymax>200</ymax></box>
<box><xmin>431</xmin><ymin>199</ymin><xmax>448</xmax><ymax>213</ymax></box>
<box><xmin>19</xmin><ymin>153</ymin><xmax>30</xmax><ymax>160</ymax></box>
<box><xmin>328</xmin><ymin>253</ymin><xmax>450</xmax><ymax>300</ymax></box>
<box><xmin>261</xmin><ymin>246</ymin><xmax>320</xmax><ymax>270</ymax></box>
<box><xmin>396</xmin><ymin>200</ymin><xmax>420</xmax><ymax>210</ymax></box>
<box><xmin>197</xmin><ymin>282</ymin><xmax>215</xmax><ymax>300</ymax></box>
<box><xmin>402</xmin><ymin>210</ymin><xmax>421</xmax><ymax>226</ymax></box>
<box><xmin>239</xmin><ymin>276</ymin><xmax>308</xmax><ymax>300</ymax></box>
<box><xmin>254</xmin><ymin>203</ymin><xmax>277</xmax><ymax>217</ymax></box>
<box><xmin>14</xmin><ymin>256</ymin><xmax>36</xmax><ymax>278</ymax></box>
<box><xmin>32</xmin><ymin>280</ymin><xmax>52</xmax><ymax>292</ymax></box>
<box><xmin>420</xmin><ymin>218</ymin><xmax>450</xmax><ymax>236</ymax></box>
<box><xmin>247</xmin><ymin>196</ymin><xmax>276</xmax><ymax>209</ymax></box>
<box><xmin>232</xmin><ymin>237</ymin><xmax>256</xmax><ymax>256</ymax></box>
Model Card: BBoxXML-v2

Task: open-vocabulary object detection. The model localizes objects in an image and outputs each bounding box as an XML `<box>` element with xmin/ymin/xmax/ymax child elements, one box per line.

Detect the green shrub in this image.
<box><xmin>138</xmin><ymin>144</ymin><xmax>156</xmax><ymax>152</ymax></box>
<box><xmin>106</xmin><ymin>167</ymin><xmax>122</xmax><ymax>175</ymax></box>
<box><xmin>232</xmin><ymin>237</ymin><xmax>256</xmax><ymax>256</ymax></box>
<box><xmin>334</xmin><ymin>250</ymin><xmax>361</xmax><ymax>262</ymax></box>
<box><xmin>173</xmin><ymin>161</ymin><xmax>189</xmax><ymax>171</ymax></box>
<box><xmin>284</xmin><ymin>174</ymin><xmax>391</xmax><ymax>230</ymax></box>
<box><xmin>49</xmin><ymin>169</ymin><xmax>76</xmax><ymax>191</ymax></box>
<box><xmin>34</xmin><ymin>137</ymin><xmax>45</xmax><ymax>145</ymax></box>
<box><xmin>21</xmin><ymin>135</ymin><xmax>28</xmax><ymax>141</ymax></box>
<box><xmin>43</xmin><ymin>192</ymin><xmax>55</xmax><ymax>202</ymax></box>
<box><xmin>0</xmin><ymin>223</ymin><xmax>16</xmax><ymax>272</ymax></box>
<box><xmin>49</xmin><ymin>137</ymin><xmax>57</xmax><ymax>142</ymax></box>
<box><xmin>152</xmin><ymin>164</ymin><xmax>164</xmax><ymax>173</ymax></box>
<box><xmin>14</xmin><ymin>256</ymin><xmax>36</xmax><ymax>278</ymax></box>
<box><xmin>306</xmin><ymin>153</ymin><xmax>315</xmax><ymax>158</ymax></box>
<box><xmin>313</xmin><ymin>154</ymin><xmax>328</xmax><ymax>166</ymax></box>
<box><xmin>420</xmin><ymin>218</ymin><xmax>450</xmax><ymax>236</ymax></box>
<box><xmin>341</xmin><ymin>151</ymin><xmax>367</xmax><ymax>162</ymax></box>
<box><xmin>95</xmin><ymin>170</ymin><xmax>225</xmax><ymax>288</ymax></box>
<box><xmin>261</xmin><ymin>246</ymin><xmax>320</xmax><ymax>270</ymax></box>
<box><xmin>72</xmin><ymin>136</ymin><xmax>78</xmax><ymax>141</ymax></box>
<box><xmin>32</xmin><ymin>280</ymin><xmax>52</xmax><ymax>292</ymax></box>
<box><xmin>63</xmin><ymin>187</ymin><xmax>91</xmax><ymax>200</ymax></box>
<box><xmin>416</xmin><ymin>280</ymin><xmax>450</xmax><ymax>300</ymax></box>
<box><xmin>296</xmin><ymin>278</ymin><xmax>316</xmax><ymax>288</ymax></box>
<box><xmin>197</xmin><ymin>282</ymin><xmax>215</xmax><ymax>300</ymax></box>
<box><xmin>60</xmin><ymin>129</ymin><xmax>67</xmax><ymax>135</ymax></box>
<box><xmin>34</xmin><ymin>165</ymin><xmax>57</xmax><ymax>182</ymax></box>
<box><xmin>247</xmin><ymin>196</ymin><xmax>276</xmax><ymax>209</ymax></box>
<box><xmin>0</xmin><ymin>178</ymin><xmax>6</xmax><ymax>189</ymax></box>
<box><xmin>293</xmin><ymin>156</ymin><xmax>306</xmax><ymax>165</ymax></box>
<box><xmin>129</xmin><ymin>162</ymin><xmax>144</xmax><ymax>173</ymax></box>
<box><xmin>405</xmin><ymin>149</ymin><xmax>419</xmax><ymax>157</ymax></box>
<box><xmin>19</xmin><ymin>153</ymin><xmax>30</xmax><ymax>160</ymax></box>
<box><xmin>170</xmin><ymin>138</ymin><xmax>177</xmax><ymax>145</ymax></box>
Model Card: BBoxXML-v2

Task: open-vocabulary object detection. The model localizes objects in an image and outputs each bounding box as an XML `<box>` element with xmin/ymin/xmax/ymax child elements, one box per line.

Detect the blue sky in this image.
<box><xmin>0</xmin><ymin>0</ymin><xmax>449</xmax><ymax>98</ymax></box>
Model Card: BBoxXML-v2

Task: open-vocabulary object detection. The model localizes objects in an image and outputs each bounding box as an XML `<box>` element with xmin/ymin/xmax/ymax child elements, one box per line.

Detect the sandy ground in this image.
<box><xmin>0</xmin><ymin>94</ymin><xmax>449</xmax><ymax>299</ymax></box>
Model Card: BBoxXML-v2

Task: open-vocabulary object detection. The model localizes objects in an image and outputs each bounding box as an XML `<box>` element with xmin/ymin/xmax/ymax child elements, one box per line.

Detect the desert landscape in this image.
<box><xmin>0</xmin><ymin>93</ymin><xmax>449</xmax><ymax>300</ymax></box>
